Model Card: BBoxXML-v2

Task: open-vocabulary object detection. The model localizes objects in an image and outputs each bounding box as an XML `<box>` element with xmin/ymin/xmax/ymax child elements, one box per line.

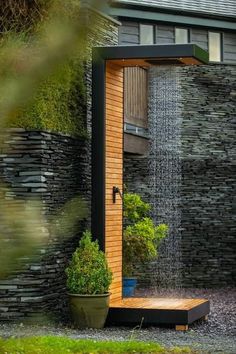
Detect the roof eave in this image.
<box><xmin>106</xmin><ymin>4</ymin><xmax>236</xmax><ymax>31</ymax></box>
<box><xmin>110</xmin><ymin>1</ymin><xmax>236</xmax><ymax>22</ymax></box>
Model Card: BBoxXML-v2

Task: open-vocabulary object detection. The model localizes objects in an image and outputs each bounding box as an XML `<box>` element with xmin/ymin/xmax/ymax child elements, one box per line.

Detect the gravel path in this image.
<box><xmin>0</xmin><ymin>288</ymin><xmax>235</xmax><ymax>353</ymax></box>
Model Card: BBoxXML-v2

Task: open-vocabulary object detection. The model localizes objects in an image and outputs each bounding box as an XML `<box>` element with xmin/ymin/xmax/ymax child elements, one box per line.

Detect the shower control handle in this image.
<box><xmin>113</xmin><ymin>186</ymin><xmax>123</xmax><ymax>203</ymax></box>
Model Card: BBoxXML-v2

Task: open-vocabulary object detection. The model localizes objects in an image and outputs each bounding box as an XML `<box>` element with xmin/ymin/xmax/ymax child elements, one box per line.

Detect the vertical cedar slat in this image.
<box><xmin>105</xmin><ymin>62</ymin><xmax>124</xmax><ymax>301</ymax></box>
<box><xmin>124</xmin><ymin>67</ymin><xmax>148</xmax><ymax>128</ymax></box>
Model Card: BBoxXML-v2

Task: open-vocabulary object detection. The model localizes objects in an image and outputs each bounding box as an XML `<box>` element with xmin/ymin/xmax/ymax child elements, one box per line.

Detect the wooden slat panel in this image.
<box><xmin>124</xmin><ymin>67</ymin><xmax>148</xmax><ymax>128</ymax></box>
<box><xmin>106</xmin><ymin>141</ymin><xmax>123</xmax><ymax>149</ymax></box>
<box><xmin>107</xmin><ymin>62</ymin><xmax>125</xmax><ymax>73</ymax></box>
<box><xmin>107</xmin><ymin>110</ymin><xmax>124</xmax><ymax>119</ymax></box>
<box><xmin>107</xmin><ymin>65</ymin><xmax>124</xmax><ymax>74</ymax></box>
<box><xmin>106</xmin><ymin>139</ymin><xmax>123</xmax><ymax>146</ymax></box>
<box><xmin>106</xmin><ymin>77</ymin><xmax>124</xmax><ymax>88</ymax></box>
<box><xmin>106</xmin><ymin>228</ymin><xmax>122</xmax><ymax>233</ymax></box>
<box><xmin>106</xmin><ymin>95</ymin><xmax>123</xmax><ymax>105</ymax></box>
<box><xmin>106</xmin><ymin>218</ymin><xmax>122</xmax><ymax>223</ymax></box>
<box><xmin>106</xmin><ymin>82</ymin><xmax>123</xmax><ymax>93</ymax></box>
<box><xmin>107</xmin><ymin>86</ymin><xmax>123</xmax><ymax>94</ymax></box>
<box><xmin>105</xmin><ymin>61</ymin><xmax>124</xmax><ymax>302</ymax></box>
<box><xmin>106</xmin><ymin>71</ymin><xmax>124</xmax><ymax>82</ymax></box>
<box><xmin>106</xmin><ymin>213</ymin><xmax>122</xmax><ymax>218</ymax></box>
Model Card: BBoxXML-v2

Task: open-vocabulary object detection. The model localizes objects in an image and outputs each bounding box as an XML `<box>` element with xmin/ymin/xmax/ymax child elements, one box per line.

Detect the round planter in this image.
<box><xmin>123</xmin><ymin>277</ymin><xmax>137</xmax><ymax>297</ymax></box>
<box><xmin>68</xmin><ymin>293</ymin><xmax>110</xmax><ymax>329</ymax></box>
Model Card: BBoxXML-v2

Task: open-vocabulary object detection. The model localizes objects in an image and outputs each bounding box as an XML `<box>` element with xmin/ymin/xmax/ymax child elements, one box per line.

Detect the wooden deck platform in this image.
<box><xmin>107</xmin><ymin>297</ymin><xmax>210</xmax><ymax>330</ymax></box>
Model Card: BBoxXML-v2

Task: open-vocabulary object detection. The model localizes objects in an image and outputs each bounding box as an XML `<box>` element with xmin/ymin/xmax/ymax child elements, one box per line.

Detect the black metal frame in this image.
<box><xmin>91</xmin><ymin>43</ymin><xmax>208</xmax><ymax>251</ymax></box>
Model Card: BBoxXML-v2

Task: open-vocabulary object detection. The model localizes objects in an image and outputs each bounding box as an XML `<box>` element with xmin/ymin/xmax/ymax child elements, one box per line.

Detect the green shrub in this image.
<box><xmin>65</xmin><ymin>230</ymin><xmax>112</xmax><ymax>294</ymax></box>
<box><xmin>123</xmin><ymin>193</ymin><xmax>168</xmax><ymax>277</ymax></box>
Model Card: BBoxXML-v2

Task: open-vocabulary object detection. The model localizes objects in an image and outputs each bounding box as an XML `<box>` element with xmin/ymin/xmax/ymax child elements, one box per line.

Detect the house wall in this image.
<box><xmin>113</xmin><ymin>0</ymin><xmax>236</xmax><ymax>19</ymax></box>
<box><xmin>119</xmin><ymin>21</ymin><xmax>236</xmax><ymax>64</ymax></box>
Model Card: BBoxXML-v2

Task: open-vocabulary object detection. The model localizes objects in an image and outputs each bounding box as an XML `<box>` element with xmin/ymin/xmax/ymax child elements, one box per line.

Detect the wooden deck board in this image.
<box><xmin>110</xmin><ymin>297</ymin><xmax>208</xmax><ymax>311</ymax></box>
<box><xmin>107</xmin><ymin>297</ymin><xmax>210</xmax><ymax>328</ymax></box>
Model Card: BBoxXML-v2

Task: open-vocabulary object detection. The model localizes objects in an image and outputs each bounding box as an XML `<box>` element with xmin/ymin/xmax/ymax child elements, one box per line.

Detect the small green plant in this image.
<box><xmin>65</xmin><ymin>230</ymin><xmax>112</xmax><ymax>294</ymax></box>
<box><xmin>123</xmin><ymin>193</ymin><xmax>168</xmax><ymax>277</ymax></box>
<box><xmin>123</xmin><ymin>193</ymin><xmax>150</xmax><ymax>222</ymax></box>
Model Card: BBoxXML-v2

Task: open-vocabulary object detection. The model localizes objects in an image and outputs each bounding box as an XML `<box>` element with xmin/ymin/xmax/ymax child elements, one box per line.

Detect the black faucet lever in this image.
<box><xmin>112</xmin><ymin>186</ymin><xmax>122</xmax><ymax>203</ymax></box>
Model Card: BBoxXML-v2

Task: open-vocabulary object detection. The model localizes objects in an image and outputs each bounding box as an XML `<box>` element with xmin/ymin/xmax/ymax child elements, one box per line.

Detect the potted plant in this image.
<box><xmin>123</xmin><ymin>193</ymin><xmax>168</xmax><ymax>297</ymax></box>
<box><xmin>65</xmin><ymin>230</ymin><xmax>112</xmax><ymax>329</ymax></box>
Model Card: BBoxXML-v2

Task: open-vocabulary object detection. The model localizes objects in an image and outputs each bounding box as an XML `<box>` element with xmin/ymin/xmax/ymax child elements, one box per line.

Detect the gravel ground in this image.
<box><xmin>0</xmin><ymin>288</ymin><xmax>235</xmax><ymax>354</ymax></box>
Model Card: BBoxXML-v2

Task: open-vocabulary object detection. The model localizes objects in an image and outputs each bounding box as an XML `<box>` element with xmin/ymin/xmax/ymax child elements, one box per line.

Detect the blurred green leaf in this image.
<box><xmin>0</xmin><ymin>0</ymin><xmax>103</xmax><ymax>278</ymax></box>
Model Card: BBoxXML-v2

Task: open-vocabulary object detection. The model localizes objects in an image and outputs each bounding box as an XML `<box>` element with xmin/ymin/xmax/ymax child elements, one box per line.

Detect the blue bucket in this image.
<box><xmin>123</xmin><ymin>278</ymin><xmax>137</xmax><ymax>297</ymax></box>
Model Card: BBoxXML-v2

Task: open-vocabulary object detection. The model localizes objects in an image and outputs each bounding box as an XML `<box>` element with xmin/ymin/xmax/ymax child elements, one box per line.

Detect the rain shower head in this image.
<box><xmin>145</xmin><ymin>58</ymin><xmax>184</xmax><ymax>65</ymax></box>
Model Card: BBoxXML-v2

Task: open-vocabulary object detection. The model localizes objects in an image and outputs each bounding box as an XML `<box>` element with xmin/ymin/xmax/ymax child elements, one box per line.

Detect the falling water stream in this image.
<box><xmin>148</xmin><ymin>66</ymin><xmax>182</xmax><ymax>290</ymax></box>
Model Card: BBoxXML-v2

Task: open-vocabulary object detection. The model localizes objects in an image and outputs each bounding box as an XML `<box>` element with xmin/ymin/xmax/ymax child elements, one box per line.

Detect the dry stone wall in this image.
<box><xmin>180</xmin><ymin>64</ymin><xmax>236</xmax><ymax>287</ymax></box>
<box><xmin>0</xmin><ymin>129</ymin><xmax>89</xmax><ymax>321</ymax></box>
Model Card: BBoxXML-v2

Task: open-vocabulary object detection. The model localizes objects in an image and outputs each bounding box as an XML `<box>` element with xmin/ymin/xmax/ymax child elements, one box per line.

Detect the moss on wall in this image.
<box><xmin>8</xmin><ymin>55</ymin><xmax>86</xmax><ymax>137</ymax></box>
<box><xmin>1</xmin><ymin>0</ymin><xmax>87</xmax><ymax>137</ymax></box>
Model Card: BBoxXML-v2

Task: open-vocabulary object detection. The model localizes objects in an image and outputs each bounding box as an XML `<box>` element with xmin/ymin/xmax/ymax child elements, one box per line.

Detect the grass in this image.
<box><xmin>0</xmin><ymin>336</ymin><xmax>196</xmax><ymax>354</ymax></box>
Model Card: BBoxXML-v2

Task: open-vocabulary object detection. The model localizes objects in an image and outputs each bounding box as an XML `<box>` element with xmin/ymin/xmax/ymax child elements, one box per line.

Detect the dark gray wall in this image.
<box><xmin>180</xmin><ymin>64</ymin><xmax>236</xmax><ymax>287</ymax></box>
<box><xmin>124</xmin><ymin>64</ymin><xmax>236</xmax><ymax>288</ymax></box>
<box><xmin>119</xmin><ymin>21</ymin><xmax>236</xmax><ymax>64</ymax></box>
<box><xmin>0</xmin><ymin>130</ymin><xmax>89</xmax><ymax>321</ymax></box>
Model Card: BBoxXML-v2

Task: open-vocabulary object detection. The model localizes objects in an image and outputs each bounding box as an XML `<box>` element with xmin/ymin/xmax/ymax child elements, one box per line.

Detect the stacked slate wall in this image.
<box><xmin>124</xmin><ymin>64</ymin><xmax>236</xmax><ymax>288</ymax></box>
<box><xmin>180</xmin><ymin>64</ymin><xmax>236</xmax><ymax>287</ymax></box>
<box><xmin>0</xmin><ymin>129</ymin><xmax>89</xmax><ymax>321</ymax></box>
<box><xmin>0</xmin><ymin>8</ymin><xmax>119</xmax><ymax>321</ymax></box>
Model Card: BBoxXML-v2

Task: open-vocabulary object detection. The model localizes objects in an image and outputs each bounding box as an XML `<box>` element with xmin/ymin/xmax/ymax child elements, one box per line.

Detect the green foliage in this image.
<box><xmin>1</xmin><ymin>0</ymin><xmax>87</xmax><ymax>137</ymax></box>
<box><xmin>0</xmin><ymin>184</ymin><xmax>48</xmax><ymax>278</ymax></box>
<box><xmin>0</xmin><ymin>336</ymin><xmax>195</xmax><ymax>354</ymax></box>
<box><xmin>123</xmin><ymin>193</ymin><xmax>168</xmax><ymax>277</ymax></box>
<box><xmin>50</xmin><ymin>197</ymin><xmax>88</xmax><ymax>239</ymax></box>
<box><xmin>0</xmin><ymin>0</ymin><xmax>53</xmax><ymax>33</ymax></box>
<box><xmin>123</xmin><ymin>193</ymin><xmax>150</xmax><ymax>222</ymax></box>
<box><xmin>0</xmin><ymin>0</ymin><xmax>100</xmax><ymax>278</ymax></box>
<box><xmin>0</xmin><ymin>187</ymin><xmax>88</xmax><ymax>280</ymax></box>
<box><xmin>124</xmin><ymin>218</ymin><xmax>168</xmax><ymax>263</ymax></box>
<box><xmin>7</xmin><ymin>48</ymin><xmax>86</xmax><ymax>136</ymax></box>
<box><xmin>65</xmin><ymin>231</ymin><xmax>112</xmax><ymax>294</ymax></box>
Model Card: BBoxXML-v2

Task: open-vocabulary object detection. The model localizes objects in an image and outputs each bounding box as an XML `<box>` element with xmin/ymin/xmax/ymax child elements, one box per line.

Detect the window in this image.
<box><xmin>175</xmin><ymin>28</ymin><xmax>189</xmax><ymax>44</ymax></box>
<box><xmin>140</xmin><ymin>24</ymin><xmax>154</xmax><ymax>44</ymax></box>
<box><xmin>209</xmin><ymin>32</ymin><xmax>221</xmax><ymax>62</ymax></box>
